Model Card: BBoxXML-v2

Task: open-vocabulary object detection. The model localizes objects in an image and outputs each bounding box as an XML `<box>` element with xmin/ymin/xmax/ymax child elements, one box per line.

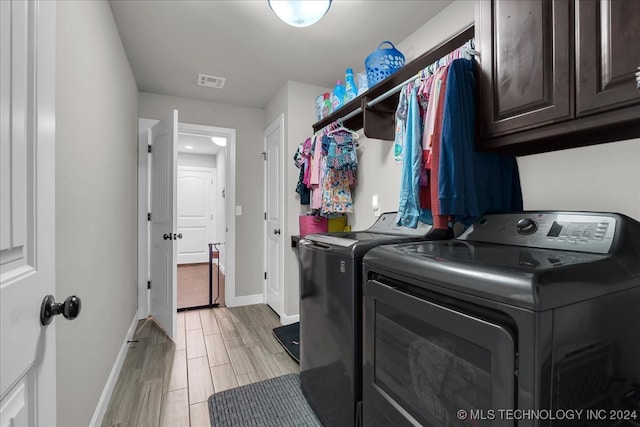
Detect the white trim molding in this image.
<box><xmin>225</xmin><ymin>293</ymin><xmax>264</xmax><ymax>308</ymax></box>
<box><xmin>280</xmin><ymin>313</ymin><xmax>300</xmax><ymax>326</ymax></box>
<box><xmin>88</xmin><ymin>311</ymin><xmax>141</xmax><ymax>427</ymax></box>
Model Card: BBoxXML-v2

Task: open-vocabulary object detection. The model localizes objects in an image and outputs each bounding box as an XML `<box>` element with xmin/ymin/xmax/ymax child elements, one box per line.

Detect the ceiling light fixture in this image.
<box><xmin>185</xmin><ymin>145</ymin><xmax>194</xmax><ymax>150</ymax></box>
<box><xmin>268</xmin><ymin>0</ymin><xmax>331</xmax><ymax>27</ymax></box>
<box><xmin>211</xmin><ymin>137</ymin><xmax>227</xmax><ymax>147</ymax></box>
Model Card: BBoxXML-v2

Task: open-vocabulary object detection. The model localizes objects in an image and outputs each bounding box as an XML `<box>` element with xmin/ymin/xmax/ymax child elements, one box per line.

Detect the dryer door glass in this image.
<box><xmin>363</xmin><ymin>279</ymin><xmax>516</xmax><ymax>427</ymax></box>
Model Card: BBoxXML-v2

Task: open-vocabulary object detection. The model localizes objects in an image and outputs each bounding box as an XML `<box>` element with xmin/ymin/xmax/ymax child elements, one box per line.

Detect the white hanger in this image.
<box><xmin>326</xmin><ymin>120</ymin><xmax>360</xmax><ymax>140</ymax></box>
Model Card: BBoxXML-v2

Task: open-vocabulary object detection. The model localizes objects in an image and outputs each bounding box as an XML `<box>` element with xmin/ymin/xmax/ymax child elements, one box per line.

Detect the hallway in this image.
<box><xmin>101</xmin><ymin>304</ymin><xmax>299</xmax><ymax>427</ymax></box>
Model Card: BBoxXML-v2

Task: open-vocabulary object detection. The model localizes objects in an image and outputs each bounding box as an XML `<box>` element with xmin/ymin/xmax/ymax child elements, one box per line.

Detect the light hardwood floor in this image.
<box><xmin>101</xmin><ymin>304</ymin><xmax>299</xmax><ymax>427</ymax></box>
<box><xmin>177</xmin><ymin>263</ymin><xmax>225</xmax><ymax>309</ymax></box>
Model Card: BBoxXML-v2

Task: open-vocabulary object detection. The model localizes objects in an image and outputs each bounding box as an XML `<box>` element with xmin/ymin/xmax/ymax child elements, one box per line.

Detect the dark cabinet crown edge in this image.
<box><xmin>478</xmin><ymin>109</ymin><xmax>640</xmax><ymax>156</ymax></box>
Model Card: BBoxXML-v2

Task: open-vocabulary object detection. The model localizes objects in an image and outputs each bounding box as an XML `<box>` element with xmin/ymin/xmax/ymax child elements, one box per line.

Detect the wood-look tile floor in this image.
<box><xmin>101</xmin><ymin>304</ymin><xmax>300</xmax><ymax>427</ymax></box>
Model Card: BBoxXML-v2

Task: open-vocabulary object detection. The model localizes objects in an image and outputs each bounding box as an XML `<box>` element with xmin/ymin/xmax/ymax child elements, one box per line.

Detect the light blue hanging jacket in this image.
<box><xmin>396</xmin><ymin>85</ymin><xmax>423</xmax><ymax>228</ymax></box>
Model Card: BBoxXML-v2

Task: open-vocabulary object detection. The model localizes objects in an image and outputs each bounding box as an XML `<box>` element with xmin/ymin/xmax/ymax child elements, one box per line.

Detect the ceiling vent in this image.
<box><xmin>197</xmin><ymin>74</ymin><xmax>226</xmax><ymax>89</ymax></box>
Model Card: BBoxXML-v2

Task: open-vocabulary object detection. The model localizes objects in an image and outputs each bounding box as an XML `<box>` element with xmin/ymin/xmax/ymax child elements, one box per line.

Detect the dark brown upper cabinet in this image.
<box><xmin>477</xmin><ymin>0</ymin><xmax>573</xmax><ymax>137</ymax></box>
<box><xmin>576</xmin><ymin>0</ymin><xmax>640</xmax><ymax>116</ymax></box>
<box><xmin>477</xmin><ymin>0</ymin><xmax>640</xmax><ymax>155</ymax></box>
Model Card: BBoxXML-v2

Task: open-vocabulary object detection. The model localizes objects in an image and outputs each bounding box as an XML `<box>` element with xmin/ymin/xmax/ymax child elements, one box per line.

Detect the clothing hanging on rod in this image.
<box><xmin>298</xmin><ymin>122</ymin><xmax>359</xmax><ymax>215</ymax></box>
<box><xmin>320</xmin><ymin>122</ymin><xmax>358</xmax><ymax>214</ymax></box>
<box><xmin>395</xmin><ymin>41</ymin><xmax>523</xmax><ymax>230</ymax></box>
<box><xmin>293</xmin><ymin>138</ymin><xmax>312</xmax><ymax>205</ymax></box>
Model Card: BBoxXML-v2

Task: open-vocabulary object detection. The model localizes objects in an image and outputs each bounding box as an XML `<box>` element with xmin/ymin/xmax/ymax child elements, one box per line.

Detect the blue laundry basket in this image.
<box><xmin>365</xmin><ymin>41</ymin><xmax>405</xmax><ymax>87</ymax></box>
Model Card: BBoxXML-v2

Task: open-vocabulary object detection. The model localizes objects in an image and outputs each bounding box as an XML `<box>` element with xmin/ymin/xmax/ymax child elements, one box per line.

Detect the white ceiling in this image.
<box><xmin>177</xmin><ymin>133</ymin><xmax>223</xmax><ymax>155</ymax></box>
<box><xmin>109</xmin><ymin>0</ymin><xmax>453</xmax><ymax>109</ymax></box>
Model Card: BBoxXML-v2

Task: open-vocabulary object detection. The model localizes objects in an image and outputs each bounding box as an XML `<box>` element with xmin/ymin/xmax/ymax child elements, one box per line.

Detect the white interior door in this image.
<box><xmin>150</xmin><ymin>110</ymin><xmax>178</xmax><ymax>339</ymax></box>
<box><xmin>264</xmin><ymin>116</ymin><xmax>283</xmax><ymax>317</ymax></box>
<box><xmin>0</xmin><ymin>1</ymin><xmax>57</xmax><ymax>425</ymax></box>
<box><xmin>177</xmin><ymin>168</ymin><xmax>214</xmax><ymax>264</ymax></box>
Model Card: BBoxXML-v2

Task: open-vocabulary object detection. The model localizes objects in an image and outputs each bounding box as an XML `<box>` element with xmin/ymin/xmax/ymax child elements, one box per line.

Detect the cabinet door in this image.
<box><xmin>576</xmin><ymin>0</ymin><xmax>640</xmax><ymax>116</ymax></box>
<box><xmin>477</xmin><ymin>0</ymin><xmax>573</xmax><ymax>137</ymax></box>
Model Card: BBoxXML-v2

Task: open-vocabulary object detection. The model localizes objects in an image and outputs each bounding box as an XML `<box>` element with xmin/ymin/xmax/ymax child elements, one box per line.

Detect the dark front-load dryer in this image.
<box><xmin>298</xmin><ymin>213</ymin><xmax>452</xmax><ymax>427</ymax></box>
<box><xmin>362</xmin><ymin>211</ymin><xmax>640</xmax><ymax>427</ymax></box>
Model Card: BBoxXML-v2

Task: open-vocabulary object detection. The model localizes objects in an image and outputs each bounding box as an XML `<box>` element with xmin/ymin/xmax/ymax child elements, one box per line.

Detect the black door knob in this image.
<box><xmin>40</xmin><ymin>295</ymin><xmax>82</xmax><ymax>326</ymax></box>
<box><xmin>163</xmin><ymin>233</ymin><xmax>183</xmax><ymax>240</ymax></box>
<box><xmin>274</xmin><ymin>229</ymin><xmax>281</xmax><ymax>235</ymax></box>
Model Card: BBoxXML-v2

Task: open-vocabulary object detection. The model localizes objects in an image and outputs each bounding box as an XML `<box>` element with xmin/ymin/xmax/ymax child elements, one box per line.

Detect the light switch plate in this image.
<box><xmin>235</xmin><ymin>205</ymin><xmax>242</xmax><ymax>216</ymax></box>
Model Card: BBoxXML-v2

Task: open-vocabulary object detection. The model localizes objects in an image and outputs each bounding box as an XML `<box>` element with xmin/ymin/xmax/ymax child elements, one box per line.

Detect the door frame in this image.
<box><xmin>263</xmin><ymin>114</ymin><xmax>285</xmax><ymax>318</ymax></box>
<box><xmin>138</xmin><ymin>119</ymin><xmax>236</xmax><ymax>315</ymax></box>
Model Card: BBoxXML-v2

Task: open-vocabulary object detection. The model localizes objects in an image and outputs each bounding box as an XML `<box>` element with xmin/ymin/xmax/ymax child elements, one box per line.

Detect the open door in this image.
<box><xmin>264</xmin><ymin>116</ymin><xmax>283</xmax><ymax>317</ymax></box>
<box><xmin>149</xmin><ymin>110</ymin><xmax>178</xmax><ymax>338</ymax></box>
<box><xmin>1</xmin><ymin>0</ymin><xmax>57</xmax><ymax>424</ymax></box>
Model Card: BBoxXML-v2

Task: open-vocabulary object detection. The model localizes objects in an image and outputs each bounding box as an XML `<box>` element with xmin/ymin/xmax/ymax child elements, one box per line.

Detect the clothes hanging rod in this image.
<box><xmin>339</xmin><ymin>107</ymin><xmax>363</xmax><ymax>122</ymax></box>
<box><xmin>366</xmin><ymin>76</ymin><xmax>416</xmax><ymax>108</ymax></box>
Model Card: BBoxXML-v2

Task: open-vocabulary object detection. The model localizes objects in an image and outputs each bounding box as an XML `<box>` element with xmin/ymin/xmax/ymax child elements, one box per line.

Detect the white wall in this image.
<box><xmin>56</xmin><ymin>1</ymin><xmax>138</xmax><ymax>426</ymax></box>
<box><xmin>177</xmin><ymin>152</ymin><xmax>216</xmax><ymax>168</ymax></box>
<box><xmin>265</xmin><ymin>80</ymin><xmax>330</xmax><ymax>320</ymax></box>
<box><xmin>518</xmin><ymin>139</ymin><xmax>640</xmax><ymax>220</ymax></box>
<box><xmin>396</xmin><ymin>0</ymin><xmax>475</xmax><ymax>63</ymax></box>
<box><xmin>138</xmin><ymin>92</ymin><xmax>265</xmax><ymax>298</ymax></box>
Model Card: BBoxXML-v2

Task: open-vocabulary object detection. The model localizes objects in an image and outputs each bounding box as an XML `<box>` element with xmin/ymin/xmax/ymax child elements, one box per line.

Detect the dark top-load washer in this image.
<box><xmin>298</xmin><ymin>213</ymin><xmax>451</xmax><ymax>427</ymax></box>
<box><xmin>362</xmin><ymin>211</ymin><xmax>640</xmax><ymax>427</ymax></box>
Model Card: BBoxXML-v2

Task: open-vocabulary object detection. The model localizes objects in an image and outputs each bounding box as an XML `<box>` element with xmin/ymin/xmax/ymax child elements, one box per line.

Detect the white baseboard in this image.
<box><xmin>225</xmin><ymin>293</ymin><xmax>264</xmax><ymax>307</ymax></box>
<box><xmin>88</xmin><ymin>310</ymin><xmax>141</xmax><ymax>427</ymax></box>
<box><xmin>280</xmin><ymin>313</ymin><xmax>299</xmax><ymax>325</ymax></box>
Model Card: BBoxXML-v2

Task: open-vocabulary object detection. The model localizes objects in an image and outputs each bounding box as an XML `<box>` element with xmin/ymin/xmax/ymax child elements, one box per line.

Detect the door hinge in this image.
<box><xmin>147</xmin><ymin>212</ymin><xmax>151</xmax><ymax>221</ymax></box>
<box><xmin>147</xmin><ymin>144</ymin><xmax>152</xmax><ymax>153</ymax></box>
<box><xmin>264</xmin><ymin>272</ymin><xmax>267</xmax><ymax>280</ymax></box>
<box><xmin>262</xmin><ymin>151</ymin><xmax>267</xmax><ymax>160</ymax></box>
<box><xmin>147</xmin><ymin>280</ymin><xmax>151</xmax><ymax>290</ymax></box>
<box><xmin>264</xmin><ymin>212</ymin><xmax>267</xmax><ymax>220</ymax></box>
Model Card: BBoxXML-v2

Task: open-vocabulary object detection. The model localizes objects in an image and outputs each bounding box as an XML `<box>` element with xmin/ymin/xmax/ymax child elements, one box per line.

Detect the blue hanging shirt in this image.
<box><xmin>438</xmin><ymin>59</ymin><xmax>523</xmax><ymax>225</ymax></box>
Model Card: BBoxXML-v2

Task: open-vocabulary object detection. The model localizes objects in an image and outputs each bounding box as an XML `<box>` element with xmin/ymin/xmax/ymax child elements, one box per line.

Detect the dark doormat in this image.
<box><xmin>272</xmin><ymin>322</ymin><xmax>300</xmax><ymax>363</ymax></box>
<box><xmin>208</xmin><ymin>373</ymin><xmax>321</xmax><ymax>426</ymax></box>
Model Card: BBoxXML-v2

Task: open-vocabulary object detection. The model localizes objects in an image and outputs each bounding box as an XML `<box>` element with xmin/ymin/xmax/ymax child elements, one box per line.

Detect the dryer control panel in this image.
<box><xmin>460</xmin><ymin>212</ymin><xmax>617</xmax><ymax>254</ymax></box>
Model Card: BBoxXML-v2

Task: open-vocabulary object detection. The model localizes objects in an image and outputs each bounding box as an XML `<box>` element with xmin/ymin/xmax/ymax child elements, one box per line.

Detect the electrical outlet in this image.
<box><xmin>372</xmin><ymin>194</ymin><xmax>381</xmax><ymax>217</ymax></box>
<box><xmin>235</xmin><ymin>205</ymin><xmax>242</xmax><ymax>216</ymax></box>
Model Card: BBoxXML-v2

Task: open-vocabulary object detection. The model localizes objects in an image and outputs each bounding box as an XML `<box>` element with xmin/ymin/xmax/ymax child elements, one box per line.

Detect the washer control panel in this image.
<box><xmin>461</xmin><ymin>212</ymin><xmax>617</xmax><ymax>254</ymax></box>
